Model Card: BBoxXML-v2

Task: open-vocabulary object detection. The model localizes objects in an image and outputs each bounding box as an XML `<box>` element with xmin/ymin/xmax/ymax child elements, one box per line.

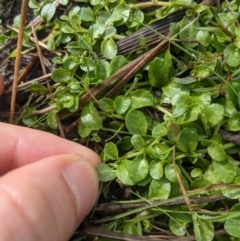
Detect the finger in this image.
<box><xmin>0</xmin><ymin>154</ymin><xmax>99</xmax><ymax>241</ymax></box>
<box><xmin>0</xmin><ymin>122</ymin><xmax>101</xmax><ymax>174</ymax></box>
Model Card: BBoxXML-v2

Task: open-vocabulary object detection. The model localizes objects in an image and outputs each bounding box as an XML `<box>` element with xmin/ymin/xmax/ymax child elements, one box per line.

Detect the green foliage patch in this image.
<box><xmin>4</xmin><ymin>0</ymin><xmax>240</xmax><ymax>240</ymax></box>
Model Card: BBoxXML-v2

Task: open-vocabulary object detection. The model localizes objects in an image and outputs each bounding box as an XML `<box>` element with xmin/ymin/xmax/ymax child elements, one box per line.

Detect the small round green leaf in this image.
<box><xmin>208</xmin><ymin>140</ymin><xmax>227</xmax><ymax>162</ymax></box>
<box><xmin>177</xmin><ymin>128</ymin><xmax>198</xmax><ymax>153</ymax></box>
<box><xmin>128</xmin><ymin>155</ymin><xmax>149</xmax><ymax>182</ymax></box>
<box><xmin>225</xmin><ymin>219</ymin><xmax>240</xmax><ymax>238</ymax></box>
<box><xmin>179</xmin><ymin>16</ymin><xmax>199</xmax><ymax>48</ymax></box>
<box><xmin>131</xmin><ymin>135</ymin><xmax>146</xmax><ymax>151</ymax></box>
<box><xmin>193</xmin><ymin>218</ymin><xmax>214</xmax><ymax>241</ymax></box>
<box><xmin>114</xmin><ymin>96</ymin><xmax>131</xmax><ymax>114</ymax></box>
<box><xmin>226</xmin><ymin>113</ymin><xmax>240</xmax><ymax>131</ymax></box>
<box><xmin>224</xmin><ymin>43</ymin><xmax>240</xmax><ymax>67</ymax></box>
<box><xmin>80</xmin><ymin>57</ymin><xmax>95</xmax><ymax>72</ymax></box>
<box><xmin>108</xmin><ymin>55</ymin><xmax>128</xmax><ymax>75</ymax></box>
<box><xmin>113</xmin><ymin>5</ymin><xmax>130</xmax><ymax>23</ymax></box>
<box><xmin>147</xmin><ymin>143</ymin><xmax>171</xmax><ymax>160</ymax></box>
<box><xmin>123</xmin><ymin>223</ymin><xmax>140</xmax><ymax>236</ymax></box>
<box><xmin>47</xmin><ymin>34</ymin><xmax>55</xmax><ymax>50</ymax></box>
<box><xmin>130</xmin><ymin>89</ymin><xmax>155</xmax><ymax>109</ymax></box>
<box><xmin>47</xmin><ymin>111</ymin><xmax>58</xmax><ymax>130</ymax></box>
<box><xmin>95</xmin><ymin>59</ymin><xmax>109</xmax><ymax>81</ymax></box>
<box><xmin>57</xmin><ymin>91</ymin><xmax>75</xmax><ymax>109</ymax></box>
<box><xmin>99</xmin><ymin>98</ymin><xmax>114</xmax><ymax>112</ymax></box>
<box><xmin>79</xmin><ymin>7</ymin><xmax>94</xmax><ymax>21</ymax></box>
<box><xmin>63</xmin><ymin>56</ymin><xmax>80</xmax><ymax>71</ymax></box>
<box><xmin>96</xmin><ymin>163</ymin><xmax>116</xmax><ymax>182</ymax></box>
<box><xmin>152</xmin><ymin>123</ymin><xmax>167</xmax><ymax>138</ymax></box>
<box><xmin>203</xmin><ymin>104</ymin><xmax>224</xmax><ymax>127</ymax></box>
<box><xmin>81</xmin><ymin>102</ymin><xmax>102</xmax><ymax>130</ymax></box>
<box><xmin>169</xmin><ymin>218</ymin><xmax>187</xmax><ymax>236</ymax></box>
<box><xmin>103</xmin><ymin>26</ymin><xmax>116</xmax><ymax>39</ymax></box>
<box><xmin>191</xmin><ymin>168</ymin><xmax>203</xmax><ymax>178</ymax></box>
<box><xmin>213</xmin><ymin>159</ymin><xmax>236</xmax><ymax>183</ymax></box>
<box><xmin>103</xmin><ymin>142</ymin><xmax>118</xmax><ymax>161</ymax></box>
<box><xmin>77</xmin><ymin>119</ymin><xmax>91</xmax><ymax>138</ymax></box>
<box><xmin>51</xmin><ymin>68</ymin><xmax>72</xmax><ymax>83</ymax></box>
<box><xmin>196</xmin><ymin>30</ymin><xmax>210</xmax><ymax>47</ymax></box>
<box><xmin>148</xmin><ymin>57</ymin><xmax>169</xmax><ymax>87</ymax></box>
<box><xmin>165</xmin><ymin>164</ymin><xmax>177</xmax><ymax>182</ymax></box>
<box><xmin>69</xmin><ymin>14</ymin><xmax>81</xmax><ymax>29</ymax></box>
<box><xmin>126</xmin><ymin>110</ymin><xmax>148</xmax><ymax>135</ymax></box>
<box><xmin>101</xmin><ymin>38</ymin><xmax>117</xmax><ymax>59</ymax></box>
<box><xmin>148</xmin><ymin>178</ymin><xmax>171</xmax><ymax>199</ymax></box>
<box><xmin>116</xmin><ymin>159</ymin><xmax>135</xmax><ymax>186</ymax></box>
<box><xmin>66</xmin><ymin>41</ymin><xmax>84</xmax><ymax>55</ymax></box>
<box><xmin>41</xmin><ymin>3</ymin><xmax>56</xmax><ymax>22</ymax></box>
<box><xmin>190</xmin><ymin>178</ymin><xmax>211</xmax><ymax>189</ymax></box>
<box><xmin>29</xmin><ymin>82</ymin><xmax>48</xmax><ymax>93</ymax></box>
<box><xmin>88</xmin><ymin>23</ymin><xmax>105</xmax><ymax>38</ymax></box>
<box><xmin>149</xmin><ymin>160</ymin><xmax>163</xmax><ymax>179</ymax></box>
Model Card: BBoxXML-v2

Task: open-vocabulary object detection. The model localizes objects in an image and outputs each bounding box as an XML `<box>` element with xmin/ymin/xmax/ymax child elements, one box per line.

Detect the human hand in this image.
<box><xmin>0</xmin><ymin>122</ymin><xmax>101</xmax><ymax>241</ymax></box>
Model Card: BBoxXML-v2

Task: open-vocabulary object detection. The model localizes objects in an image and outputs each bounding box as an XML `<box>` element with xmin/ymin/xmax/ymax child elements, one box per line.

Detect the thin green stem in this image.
<box><xmin>129</xmin><ymin>1</ymin><xmax>173</xmax><ymax>9</ymax></box>
<box><xmin>154</xmin><ymin>105</ymin><xmax>172</xmax><ymax>117</ymax></box>
<box><xmin>125</xmin><ymin>76</ymin><xmax>139</xmax><ymax>96</ymax></box>
<box><xmin>179</xmin><ymin>164</ymin><xmax>193</xmax><ymax>183</ymax></box>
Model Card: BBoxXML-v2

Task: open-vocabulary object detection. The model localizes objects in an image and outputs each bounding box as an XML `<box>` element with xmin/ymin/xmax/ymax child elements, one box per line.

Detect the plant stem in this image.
<box><xmin>154</xmin><ymin>105</ymin><xmax>172</xmax><ymax>117</ymax></box>
<box><xmin>129</xmin><ymin>1</ymin><xmax>172</xmax><ymax>9</ymax></box>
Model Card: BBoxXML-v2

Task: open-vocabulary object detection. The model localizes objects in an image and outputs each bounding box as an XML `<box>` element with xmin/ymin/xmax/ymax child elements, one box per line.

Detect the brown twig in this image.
<box><xmin>20</xmin><ymin>74</ymin><xmax>52</xmax><ymax>88</ymax></box>
<box><xmin>18</xmin><ymin>55</ymin><xmax>39</xmax><ymax>83</ymax></box>
<box><xmin>172</xmin><ymin>146</ymin><xmax>193</xmax><ymax>211</ymax></box>
<box><xmin>216</xmin><ymin>0</ymin><xmax>221</xmax><ymax>12</ymax></box>
<box><xmin>94</xmin><ymin>195</ymin><xmax>225</xmax><ymax>215</ymax></box>
<box><xmin>73</xmin><ymin>228</ymin><xmax>226</xmax><ymax>241</ymax></box>
<box><xmin>218</xmin><ymin>129</ymin><xmax>240</xmax><ymax>146</ymax></box>
<box><xmin>9</xmin><ymin>0</ymin><xmax>28</xmax><ymax>124</ymax></box>
<box><xmin>30</xmin><ymin>23</ymin><xmax>48</xmax><ymax>78</ymax></box>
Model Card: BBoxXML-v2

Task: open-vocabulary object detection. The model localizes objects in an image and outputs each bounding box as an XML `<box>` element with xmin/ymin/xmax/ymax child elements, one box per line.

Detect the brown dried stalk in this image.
<box><xmin>74</xmin><ymin>228</ymin><xmax>226</xmax><ymax>241</ymax></box>
<box><xmin>94</xmin><ymin>195</ymin><xmax>225</xmax><ymax>215</ymax></box>
<box><xmin>9</xmin><ymin>0</ymin><xmax>28</xmax><ymax>124</ymax></box>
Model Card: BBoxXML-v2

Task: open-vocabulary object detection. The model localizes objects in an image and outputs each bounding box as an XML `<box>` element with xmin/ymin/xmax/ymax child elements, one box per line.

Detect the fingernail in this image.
<box><xmin>62</xmin><ymin>159</ymin><xmax>99</xmax><ymax>217</ymax></box>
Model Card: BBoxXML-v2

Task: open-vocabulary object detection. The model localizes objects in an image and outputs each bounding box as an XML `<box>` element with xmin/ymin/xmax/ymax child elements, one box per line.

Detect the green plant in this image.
<box><xmin>3</xmin><ymin>0</ymin><xmax>240</xmax><ymax>240</ymax></box>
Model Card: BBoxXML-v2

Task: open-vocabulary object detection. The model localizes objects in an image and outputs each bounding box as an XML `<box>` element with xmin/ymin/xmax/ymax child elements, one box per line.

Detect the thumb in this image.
<box><xmin>0</xmin><ymin>154</ymin><xmax>99</xmax><ymax>241</ymax></box>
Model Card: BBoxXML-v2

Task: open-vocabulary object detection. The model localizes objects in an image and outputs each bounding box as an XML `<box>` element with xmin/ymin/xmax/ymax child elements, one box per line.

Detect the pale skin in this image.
<box><xmin>0</xmin><ymin>122</ymin><xmax>101</xmax><ymax>241</ymax></box>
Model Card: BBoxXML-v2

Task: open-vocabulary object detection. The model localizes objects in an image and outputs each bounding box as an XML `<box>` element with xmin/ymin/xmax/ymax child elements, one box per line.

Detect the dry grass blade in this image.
<box><xmin>9</xmin><ymin>0</ymin><xmax>28</xmax><ymax>124</ymax></box>
<box><xmin>172</xmin><ymin>146</ymin><xmax>193</xmax><ymax>211</ymax></box>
